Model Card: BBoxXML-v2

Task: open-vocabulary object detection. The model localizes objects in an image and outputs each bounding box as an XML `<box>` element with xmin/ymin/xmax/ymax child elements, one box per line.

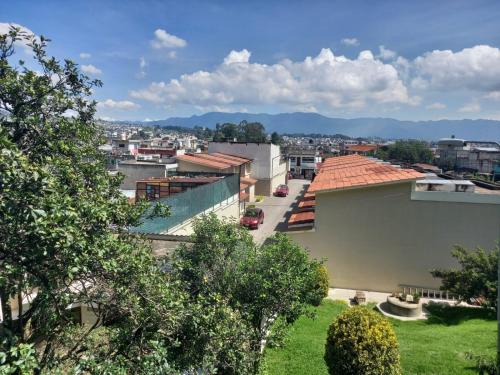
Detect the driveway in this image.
<box><xmin>250</xmin><ymin>179</ymin><xmax>310</xmax><ymax>244</ymax></box>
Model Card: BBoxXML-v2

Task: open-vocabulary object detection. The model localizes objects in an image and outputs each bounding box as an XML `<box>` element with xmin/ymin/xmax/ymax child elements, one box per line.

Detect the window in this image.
<box><xmin>302</xmin><ymin>157</ymin><xmax>315</xmax><ymax>163</ymax></box>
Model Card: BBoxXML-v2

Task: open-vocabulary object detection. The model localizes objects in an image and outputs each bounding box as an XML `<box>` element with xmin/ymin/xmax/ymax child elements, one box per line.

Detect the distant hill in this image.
<box><xmin>140</xmin><ymin>112</ymin><xmax>500</xmax><ymax>140</ymax></box>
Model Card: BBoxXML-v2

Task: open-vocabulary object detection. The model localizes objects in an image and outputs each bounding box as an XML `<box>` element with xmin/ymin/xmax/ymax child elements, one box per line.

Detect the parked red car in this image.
<box><xmin>240</xmin><ymin>208</ymin><xmax>264</xmax><ymax>229</ymax></box>
<box><xmin>274</xmin><ymin>184</ymin><xmax>289</xmax><ymax>197</ymax></box>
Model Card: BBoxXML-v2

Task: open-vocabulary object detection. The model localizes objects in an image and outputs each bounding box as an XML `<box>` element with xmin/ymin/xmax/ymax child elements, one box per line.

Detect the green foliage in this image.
<box><xmin>213</xmin><ymin>121</ymin><xmax>268</xmax><ymax>143</ymax></box>
<box><xmin>308</xmin><ymin>264</ymin><xmax>329</xmax><ymax>306</ymax></box>
<box><xmin>431</xmin><ymin>244</ymin><xmax>498</xmax><ymax>310</ymax></box>
<box><xmin>0</xmin><ymin>341</ymin><xmax>38</xmax><ymax>375</ymax></box>
<box><xmin>264</xmin><ymin>301</ymin><xmax>496</xmax><ymax>375</ymax></box>
<box><xmin>324</xmin><ymin>306</ymin><xmax>401</xmax><ymax>375</ymax></box>
<box><xmin>465</xmin><ymin>353</ymin><xmax>497</xmax><ymax>375</ymax></box>
<box><xmin>376</xmin><ymin>140</ymin><xmax>433</xmax><ymax>164</ymax></box>
<box><xmin>0</xmin><ymin>26</ymin><xmax>187</xmax><ymax>373</ymax></box>
<box><xmin>270</xmin><ymin>132</ymin><xmax>282</xmax><ymax>145</ymax></box>
<box><xmin>171</xmin><ymin>214</ymin><xmax>321</xmax><ymax>372</ymax></box>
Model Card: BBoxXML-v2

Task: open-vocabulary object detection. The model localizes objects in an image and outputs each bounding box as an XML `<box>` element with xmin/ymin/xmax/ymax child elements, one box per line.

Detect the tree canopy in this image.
<box><xmin>213</xmin><ymin>121</ymin><xmax>268</xmax><ymax>143</ymax></box>
<box><xmin>376</xmin><ymin>140</ymin><xmax>434</xmax><ymax>164</ymax></box>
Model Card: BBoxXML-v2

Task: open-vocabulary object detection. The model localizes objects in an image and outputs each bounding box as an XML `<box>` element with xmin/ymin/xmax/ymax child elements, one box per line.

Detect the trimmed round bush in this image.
<box><xmin>324</xmin><ymin>306</ymin><xmax>401</xmax><ymax>375</ymax></box>
<box><xmin>309</xmin><ymin>264</ymin><xmax>329</xmax><ymax>306</ymax></box>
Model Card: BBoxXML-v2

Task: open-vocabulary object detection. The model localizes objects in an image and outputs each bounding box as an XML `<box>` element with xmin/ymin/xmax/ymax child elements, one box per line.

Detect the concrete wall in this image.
<box><xmin>208</xmin><ymin>142</ymin><xmax>281</xmax><ymax>181</ymax></box>
<box><xmin>118</xmin><ymin>163</ymin><xmax>169</xmax><ymax>189</ymax></box>
<box><xmin>289</xmin><ymin>182</ymin><xmax>500</xmax><ymax>292</ymax></box>
<box><xmin>168</xmin><ymin>193</ymin><xmax>240</xmax><ymax>236</ymax></box>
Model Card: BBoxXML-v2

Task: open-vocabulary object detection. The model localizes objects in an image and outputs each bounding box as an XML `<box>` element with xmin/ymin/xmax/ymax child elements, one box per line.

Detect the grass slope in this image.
<box><xmin>263</xmin><ymin>300</ymin><xmax>496</xmax><ymax>375</ymax></box>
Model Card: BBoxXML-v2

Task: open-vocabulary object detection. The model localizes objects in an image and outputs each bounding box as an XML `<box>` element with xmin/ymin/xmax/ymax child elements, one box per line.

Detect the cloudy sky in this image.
<box><xmin>2</xmin><ymin>0</ymin><xmax>500</xmax><ymax>121</ymax></box>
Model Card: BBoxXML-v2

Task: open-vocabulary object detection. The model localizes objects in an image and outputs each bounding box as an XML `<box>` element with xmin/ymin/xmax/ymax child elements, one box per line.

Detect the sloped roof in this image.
<box><xmin>288</xmin><ymin>211</ymin><xmax>315</xmax><ymax>225</ymax></box>
<box><xmin>176</xmin><ymin>152</ymin><xmax>251</xmax><ymax>170</ymax></box>
<box><xmin>176</xmin><ymin>154</ymin><xmax>232</xmax><ymax>169</ymax></box>
<box><xmin>309</xmin><ymin>155</ymin><xmax>423</xmax><ymax>193</ymax></box>
<box><xmin>346</xmin><ymin>144</ymin><xmax>378</xmax><ymax>152</ymax></box>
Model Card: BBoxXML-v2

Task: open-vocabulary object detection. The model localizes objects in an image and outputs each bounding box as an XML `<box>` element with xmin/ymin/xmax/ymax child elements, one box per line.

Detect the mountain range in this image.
<box><xmin>137</xmin><ymin>112</ymin><xmax>500</xmax><ymax>140</ymax></box>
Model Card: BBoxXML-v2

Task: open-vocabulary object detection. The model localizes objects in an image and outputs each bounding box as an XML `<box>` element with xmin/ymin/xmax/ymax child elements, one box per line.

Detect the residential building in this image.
<box><xmin>437</xmin><ymin>138</ymin><xmax>500</xmax><ymax>173</ymax></box>
<box><xmin>285</xmin><ymin>147</ymin><xmax>322</xmax><ymax>179</ymax></box>
<box><xmin>286</xmin><ymin>155</ymin><xmax>500</xmax><ymax>293</ymax></box>
<box><xmin>340</xmin><ymin>143</ymin><xmax>379</xmax><ymax>156</ymax></box>
<box><xmin>207</xmin><ymin>142</ymin><xmax>287</xmax><ymax>196</ymax></box>
<box><xmin>176</xmin><ymin>152</ymin><xmax>256</xmax><ymax>204</ymax></box>
<box><xmin>117</xmin><ymin>160</ymin><xmax>178</xmax><ymax>190</ymax></box>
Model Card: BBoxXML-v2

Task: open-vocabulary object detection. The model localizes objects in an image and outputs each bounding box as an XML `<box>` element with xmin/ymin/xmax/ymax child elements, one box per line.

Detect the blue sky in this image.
<box><xmin>2</xmin><ymin>0</ymin><xmax>500</xmax><ymax>121</ymax></box>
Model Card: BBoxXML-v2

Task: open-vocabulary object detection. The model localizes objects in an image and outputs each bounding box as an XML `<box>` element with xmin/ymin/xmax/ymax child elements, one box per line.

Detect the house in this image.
<box><xmin>341</xmin><ymin>143</ymin><xmax>378</xmax><ymax>156</ymax></box>
<box><xmin>437</xmin><ymin>138</ymin><xmax>500</xmax><ymax>173</ymax></box>
<box><xmin>286</xmin><ymin>154</ymin><xmax>500</xmax><ymax>293</ymax></box>
<box><xmin>207</xmin><ymin>142</ymin><xmax>287</xmax><ymax>196</ymax></box>
<box><xmin>285</xmin><ymin>147</ymin><xmax>322</xmax><ymax>179</ymax></box>
<box><xmin>176</xmin><ymin>152</ymin><xmax>256</xmax><ymax>204</ymax></box>
<box><xmin>117</xmin><ymin>159</ymin><xmax>178</xmax><ymax>190</ymax></box>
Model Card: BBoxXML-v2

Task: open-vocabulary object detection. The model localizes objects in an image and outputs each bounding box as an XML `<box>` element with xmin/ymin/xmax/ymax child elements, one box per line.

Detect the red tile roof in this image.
<box><xmin>298</xmin><ymin>199</ymin><xmax>316</xmax><ymax>208</ymax></box>
<box><xmin>176</xmin><ymin>152</ymin><xmax>251</xmax><ymax>170</ymax></box>
<box><xmin>346</xmin><ymin>144</ymin><xmax>378</xmax><ymax>152</ymax></box>
<box><xmin>211</xmin><ymin>152</ymin><xmax>252</xmax><ymax>164</ymax></box>
<box><xmin>303</xmin><ymin>192</ymin><xmax>315</xmax><ymax>200</ymax></box>
<box><xmin>309</xmin><ymin>155</ymin><xmax>424</xmax><ymax>193</ymax></box>
<box><xmin>240</xmin><ymin>176</ymin><xmax>257</xmax><ymax>185</ymax></box>
<box><xmin>288</xmin><ymin>211</ymin><xmax>315</xmax><ymax>225</ymax></box>
<box><xmin>176</xmin><ymin>154</ymin><xmax>232</xmax><ymax>169</ymax></box>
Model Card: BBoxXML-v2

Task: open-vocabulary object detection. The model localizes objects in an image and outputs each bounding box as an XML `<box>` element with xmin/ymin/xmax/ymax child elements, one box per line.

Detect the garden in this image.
<box><xmin>262</xmin><ymin>300</ymin><xmax>496</xmax><ymax>375</ymax></box>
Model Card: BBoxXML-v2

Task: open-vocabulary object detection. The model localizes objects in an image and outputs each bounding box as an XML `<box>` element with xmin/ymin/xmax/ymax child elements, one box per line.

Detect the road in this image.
<box><xmin>250</xmin><ymin>179</ymin><xmax>310</xmax><ymax>244</ymax></box>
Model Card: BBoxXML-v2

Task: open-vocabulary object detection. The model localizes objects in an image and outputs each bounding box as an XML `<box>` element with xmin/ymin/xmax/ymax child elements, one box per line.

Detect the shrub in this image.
<box><xmin>309</xmin><ymin>263</ymin><xmax>329</xmax><ymax>306</ymax></box>
<box><xmin>255</xmin><ymin>195</ymin><xmax>264</xmax><ymax>202</ymax></box>
<box><xmin>324</xmin><ymin>306</ymin><xmax>401</xmax><ymax>375</ymax></box>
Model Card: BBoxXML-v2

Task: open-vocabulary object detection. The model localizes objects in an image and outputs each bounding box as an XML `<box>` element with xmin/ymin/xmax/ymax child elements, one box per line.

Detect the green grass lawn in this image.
<box><xmin>262</xmin><ymin>300</ymin><xmax>496</xmax><ymax>375</ymax></box>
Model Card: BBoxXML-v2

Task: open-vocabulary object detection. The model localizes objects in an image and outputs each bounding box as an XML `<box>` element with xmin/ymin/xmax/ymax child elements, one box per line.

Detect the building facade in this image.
<box><xmin>287</xmin><ymin>155</ymin><xmax>500</xmax><ymax>293</ymax></box>
<box><xmin>207</xmin><ymin>142</ymin><xmax>287</xmax><ymax>196</ymax></box>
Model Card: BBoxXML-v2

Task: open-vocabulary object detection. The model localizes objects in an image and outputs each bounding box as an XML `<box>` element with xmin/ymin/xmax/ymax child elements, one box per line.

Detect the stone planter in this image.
<box><xmin>386</xmin><ymin>296</ymin><xmax>422</xmax><ymax>318</ymax></box>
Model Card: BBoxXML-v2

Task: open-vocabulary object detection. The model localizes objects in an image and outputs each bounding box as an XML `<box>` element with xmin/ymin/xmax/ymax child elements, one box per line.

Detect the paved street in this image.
<box><xmin>250</xmin><ymin>179</ymin><xmax>310</xmax><ymax>244</ymax></box>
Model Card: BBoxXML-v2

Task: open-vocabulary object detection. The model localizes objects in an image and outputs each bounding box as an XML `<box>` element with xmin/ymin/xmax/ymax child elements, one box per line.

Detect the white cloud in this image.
<box><xmin>484</xmin><ymin>91</ymin><xmax>500</xmax><ymax>101</ymax></box>
<box><xmin>426</xmin><ymin>102</ymin><xmax>446</xmax><ymax>109</ymax></box>
<box><xmin>0</xmin><ymin>22</ymin><xmax>38</xmax><ymax>54</ymax></box>
<box><xmin>458</xmin><ymin>102</ymin><xmax>481</xmax><ymax>113</ymax></box>
<box><xmin>168</xmin><ymin>51</ymin><xmax>177</xmax><ymax>59</ymax></box>
<box><xmin>151</xmin><ymin>28</ymin><xmax>186</xmax><ymax>49</ymax></box>
<box><xmin>223</xmin><ymin>49</ymin><xmax>251</xmax><ymax>64</ymax></box>
<box><xmin>79</xmin><ymin>52</ymin><xmax>91</xmax><ymax>59</ymax></box>
<box><xmin>97</xmin><ymin>99</ymin><xmax>140</xmax><ymax>110</ymax></box>
<box><xmin>130</xmin><ymin>48</ymin><xmax>416</xmax><ymax>111</ymax></box>
<box><xmin>137</xmin><ymin>57</ymin><xmax>147</xmax><ymax>78</ymax></box>
<box><xmin>413</xmin><ymin>45</ymin><xmax>500</xmax><ymax>92</ymax></box>
<box><xmin>341</xmin><ymin>38</ymin><xmax>359</xmax><ymax>46</ymax></box>
<box><xmin>81</xmin><ymin>64</ymin><xmax>102</xmax><ymax>75</ymax></box>
<box><xmin>377</xmin><ymin>45</ymin><xmax>397</xmax><ymax>60</ymax></box>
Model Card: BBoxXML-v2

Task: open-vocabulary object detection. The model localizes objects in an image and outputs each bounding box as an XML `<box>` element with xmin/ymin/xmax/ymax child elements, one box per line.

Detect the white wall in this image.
<box><xmin>169</xmin><ymin>193</ymin><xmax>240</xmax><ymax>236</ymax></box>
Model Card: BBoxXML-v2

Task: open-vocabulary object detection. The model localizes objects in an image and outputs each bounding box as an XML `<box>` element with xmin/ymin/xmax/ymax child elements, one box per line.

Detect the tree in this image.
<box><xmin>376</xmin><ymin>140</ymin><xmax>433</xmax><ymax>164</ymax></box>
<box><xmin>431</xmin><ymin>244</ymin><xmax>498</xmax><ymax>310</ymax></box>
<box><xmin>271</xmin><ymin>131</ymin><xmax>282</xmax><ymax>145</ymax></box>
<box><xmin>238</xmin><ymin>121</ymin><xmax>267</xmax><ymax>143</ymax></box>
<box><xmin>0</xmin><ymin>26</ymin><xmax>181</xmax><ymax>373</ymax></box>
<box><xmin>171</xmin><ymin>214</ymin><xmax>322</xmax><ymax>373</ymax></box>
